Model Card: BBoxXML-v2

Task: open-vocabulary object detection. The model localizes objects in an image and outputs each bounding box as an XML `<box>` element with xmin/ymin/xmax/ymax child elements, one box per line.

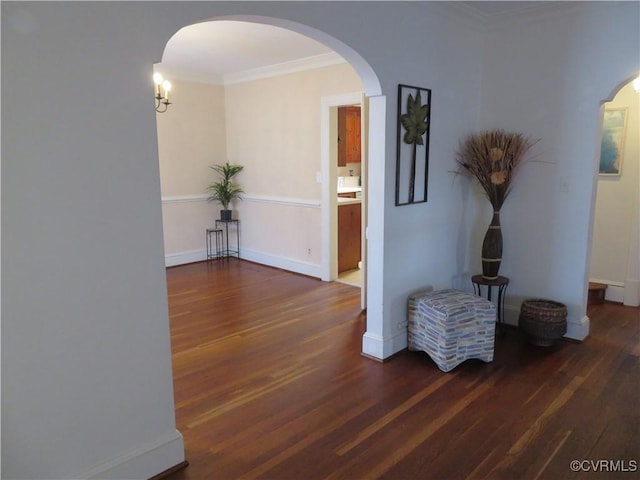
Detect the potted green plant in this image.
<box><xmin>206</xmin><ymin>162</ymin><xmax>244</xmax><ymax>221</ymax></box>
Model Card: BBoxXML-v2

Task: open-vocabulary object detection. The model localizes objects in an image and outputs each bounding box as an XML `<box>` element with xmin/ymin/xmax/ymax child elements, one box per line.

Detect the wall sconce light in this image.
<box><xmin>153</xmin><ymin>73</ymin><xmax>172</xmax><ymax>113</ymax></box>
<box><xmin>633</xmin><ymin>76</ymin><xmax>640</xmax><ymax>93</ymax></box>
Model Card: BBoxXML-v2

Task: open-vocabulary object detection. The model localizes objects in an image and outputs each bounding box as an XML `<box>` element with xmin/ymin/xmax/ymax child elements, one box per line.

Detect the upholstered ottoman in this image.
<box><xmin>407</xmin><ymin>289</ymin><xmax>496</xmax><ymax>372</ymax></box>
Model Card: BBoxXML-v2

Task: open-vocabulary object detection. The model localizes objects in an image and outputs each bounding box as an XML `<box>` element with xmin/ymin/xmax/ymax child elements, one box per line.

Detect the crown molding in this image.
<box><xmin>153</xmin><ymin>63</ymin><xmax>225</xmax><ymax>86</ymax></box>
<box><xmin>158</xmin><ymin>52</ymin><xmax>346</xmax><ymax>86</ymax></box>
<box><xmin>482</xmin><ymin>1</ymin><xmax>585</xmax><ymax>31</ymax></box>
<box><xmin>432</xmin><ymin>1</ymin><xmax>491</xmax><ymax>29</ymax></box>
<box><xmin>224</xmin><ymin>52</ymin><xmax>346</xmax><ymax>85</ymax></box>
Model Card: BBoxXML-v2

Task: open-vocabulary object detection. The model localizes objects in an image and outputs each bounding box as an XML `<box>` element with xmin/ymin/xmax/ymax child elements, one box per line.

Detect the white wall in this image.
<box><xmin>3</xmin><ymin>2</ymin><xmax>638</xmax><ymax>478</ymax></box>
<box><xmin>590</xmin><ymin>81</ymin><xmax>639</xmax><ymax>304</ymax></box>
<box><xmin>2</xmin><ymin>3</ymin><xmax>184</xmax><ymax>479</ymax></box>
<box><xmin>157</xmin><ymin>79</ymin><xmax>228</xmax><ymax>265</ymax></box>
<box><xmin>374</xmin><ymin>4</ymin><xmax>486</xmax><ymax>356</ymax></box>
<box><xmin>480</xmin><ymin>2</ymin><xmax>640</xmax><ymax>338</ymax></box>
<box><xmin>158</xmin><ymin>63</ymin><xmax>362</xmax><ymax>272</ymax></box>
<box><xmin>1</xmin><ymin>3</ymin><xmax>482</xmax><ymax>477</ymax></box>
<box><xmin>225</xmin><ymin>63</ymin><xmax>362</xmax><ymax>273</ymax></box>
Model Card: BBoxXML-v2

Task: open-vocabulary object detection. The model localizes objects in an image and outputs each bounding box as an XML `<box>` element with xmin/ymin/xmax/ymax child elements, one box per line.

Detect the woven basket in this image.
<box><xmin>519</xmin><ymin>298</ymin><xmax>567</xmax><ymax>346</ymax></box>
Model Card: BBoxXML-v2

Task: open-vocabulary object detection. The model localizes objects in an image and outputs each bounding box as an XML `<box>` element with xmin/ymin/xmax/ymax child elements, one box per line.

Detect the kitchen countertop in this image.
<box><xmin>337</xmin><ymin>197</ymin><xmax>362</xmax><ymax>206</ymax></box>
<box><xmin>337</xmin><ymin>186</ymin><xmax>362</xmax><ymax>194</ymax></box>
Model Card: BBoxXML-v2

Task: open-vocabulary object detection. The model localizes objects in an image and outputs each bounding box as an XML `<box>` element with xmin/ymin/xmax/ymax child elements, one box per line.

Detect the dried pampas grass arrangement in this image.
<box><xmin>456</xmin><ymin>130</ymin><xmax>537</xmax><ymax>210</ymax></box>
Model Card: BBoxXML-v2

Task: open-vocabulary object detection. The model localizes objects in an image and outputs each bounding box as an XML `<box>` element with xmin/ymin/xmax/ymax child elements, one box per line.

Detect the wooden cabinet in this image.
<box><xmin>338</xmin><ymin>203</ymin><xmax>361</xmax><ymax>273</ymax></box>
<box><xmin>337</xmin><ymin>106</ymin><xmax>361</xmax><ymax>166</ymax></box>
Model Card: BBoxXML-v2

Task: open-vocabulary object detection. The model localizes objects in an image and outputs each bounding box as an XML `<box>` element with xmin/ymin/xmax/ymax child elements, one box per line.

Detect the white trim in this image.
<box><xmin>589</xmin><ymin>278</ymin><xmax>626</xmax><ymax>304</ymax></box>
<box><xmin>154</xmin><ymin>64</ymin><xmax>225</xmax><ymax>86</ymax></box>
<box><xmin>225</xmin><ymin>52</ymin><xmax>346</xmax><ymax>85</ymax></box>
<box><xmin>160</xmin><ymin>52</ymin><xmax>346</xmax><ymax>86</ymax></box>
<box><xmin>320</xmin><ymin>92</ymin><xmax>364</xmax><ymax>282</ymax></box>
<box><xmin>161</xmin><ymin>194</ymin><xmax>319</xmax><ymax>208</ymax></box>
<box><xmin>76</xmin><ymin>430</ymin><xmax>184</xmax><ymax>480</ymax></box>
<box><xmin>165</xmin><ymin>247</ymin><xmax>321</xmax><ymax>277</ymax></box>
<box><xmin>162</xmin><ymin>194</ymin><xmax>208</xmax><ymax>205</ymax></box>
<box><xmin>240</xmin><ymin>247</ymin><xmax>321</xmax><ymax>278</ymax></box>
<box><xmin>566</xmin><ymin>315</ymin><xmax>590</xmax><ymax>342</ymax></box>
<box><xmin>166</xmin><ymin>249</ymin><xmax>207</xmax><ymax>267</ymax></box>
<box><xmin>623</xmin><ymin>279</ymin><xmax>639</xmax><ymax>307</ymax></box>
<box><xmin>361</xmin><ymin>95</ymin><xmax>387</xmax><ymax>356</ymax></box>
<box><xmin>589</xmin><ymin>278</ymin><xmax>625</xmax><ymax>288</ymax></box>
<box><xmin>362</xmin><ymin>332</ymin><xmax>385</xmax><ymax>360</ymax></box>
<box><xmin>362</xmin><ymin>330</ymin><xmax>407</xmax><ymax>361</ymax></box>
<box><xmin>605</xmin><ymin>285</ymin><xmax>625</xmax><ymax>304</ymax></box>
<box><xmin>243</xmin><ymin>194</ymin><xmax>320</xmax><ymax>208</ymax></box>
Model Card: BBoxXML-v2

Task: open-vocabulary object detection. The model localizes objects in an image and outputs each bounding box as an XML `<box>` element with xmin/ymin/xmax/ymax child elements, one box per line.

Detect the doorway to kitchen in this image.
<box><xmin>336</xmin><ymin>105</ymin><xmax>363</xmax><ymax>287</ymax></box>
<box><xmin>321</xmin><ymin>92</ymin><xmax>368</xmax><ymax>305</ymax></box>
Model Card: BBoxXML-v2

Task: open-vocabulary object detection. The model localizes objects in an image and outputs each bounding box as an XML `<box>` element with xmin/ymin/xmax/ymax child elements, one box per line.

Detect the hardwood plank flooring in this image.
<box><xmin>164</xmin><ymin>260</ymin><xmax>639</xmax><ymax>480</ymax></box>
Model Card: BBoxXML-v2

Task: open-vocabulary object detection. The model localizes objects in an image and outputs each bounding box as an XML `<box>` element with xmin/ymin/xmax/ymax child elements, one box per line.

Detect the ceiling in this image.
<box><xmin>158</xmin><ymin>2</ymin><xmax>545</xmax><ymax>82</ymax></box>
<box><xmin>159</xmin><ymin>21</ymin><xmax>337</xmax><ymax>82</ymax></box>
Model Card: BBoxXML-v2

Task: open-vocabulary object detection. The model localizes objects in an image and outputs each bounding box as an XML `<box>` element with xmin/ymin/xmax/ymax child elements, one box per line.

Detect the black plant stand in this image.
<box><xmin>206</xmin><ymin>228</ymin><xmax>223</xmax><ymax>260</ymax></box>
<box><xmin>471</xmin><ymin>274</ymin><xmax>510</xmax><ymax>329</ymax></box>
<box><xmin>215</xmin><ymin>219</ymin><xmax>240</xmax><ymax>259</ymax></box>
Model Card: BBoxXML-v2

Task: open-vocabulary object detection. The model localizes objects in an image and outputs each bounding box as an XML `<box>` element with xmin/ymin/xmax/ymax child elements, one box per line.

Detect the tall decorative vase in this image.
<box><xmin>481</xmin><ymin>211</ymin><xmax>503</xmax><ymax>280</ymax></box>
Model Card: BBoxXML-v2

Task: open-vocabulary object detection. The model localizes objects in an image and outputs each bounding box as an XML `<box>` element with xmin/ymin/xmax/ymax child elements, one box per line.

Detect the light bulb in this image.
<box><xmin>162</xmin><ymin>80</ymin><xmax>172</xmax><ymax>101</ymax></box>
<box><xmin>633</xmin><ymin>76</ymin><xmax>640</xmax><ymax>93</ymax></box>
<box><xmin>153</xmin><ymin>73</ymin><xmax>163</xmax><ymax>85</ymax></box>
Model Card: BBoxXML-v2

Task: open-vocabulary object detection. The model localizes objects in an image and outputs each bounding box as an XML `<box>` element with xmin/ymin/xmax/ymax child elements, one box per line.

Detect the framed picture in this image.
<box><xmin>396</xmin><ymin>84</ymin><xmax>431</xmax><ymax>205</ymax></box>
<box><xmin>599</xmin><ymin>107</ymin><xmax>628</xmax><ymax>176</ymax></box>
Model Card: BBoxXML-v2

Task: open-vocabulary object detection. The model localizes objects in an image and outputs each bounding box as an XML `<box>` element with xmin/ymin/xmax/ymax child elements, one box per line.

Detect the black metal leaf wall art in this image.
<box><xmin>396</xmin><ymin>84</ymin><xmax>431</xmax><ymax>205</ymax></box>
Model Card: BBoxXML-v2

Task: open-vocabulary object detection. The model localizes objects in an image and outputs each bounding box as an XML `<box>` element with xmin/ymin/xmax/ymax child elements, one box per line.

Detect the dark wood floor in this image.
<box><xmin>164</xmin><ymin>259</ymin><xmax>639</xmax><ymax>480</ymax></box>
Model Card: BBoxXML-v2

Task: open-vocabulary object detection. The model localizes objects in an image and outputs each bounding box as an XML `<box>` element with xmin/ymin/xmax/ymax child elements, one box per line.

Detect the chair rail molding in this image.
<box><xmin>161</xmin><ymin>193</ymin><xmax>319</xmax><ymax>208</ymax></box>
<box><xmin>162</xmin><ymin>194</ymin><xmax>208</xmax><ymax>204</ymax></box>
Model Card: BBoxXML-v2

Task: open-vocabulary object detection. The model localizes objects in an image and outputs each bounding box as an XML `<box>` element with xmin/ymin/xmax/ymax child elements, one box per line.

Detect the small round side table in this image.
<box><xmin>471</xmin><ymin>275</ymin><xmax>510</xmax><ymax>327</ymax></box>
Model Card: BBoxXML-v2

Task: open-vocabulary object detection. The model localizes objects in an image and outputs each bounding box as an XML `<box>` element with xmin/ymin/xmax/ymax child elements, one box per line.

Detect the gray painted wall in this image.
<box><xmin>2</xmin><ymin>2</ymin><xmax>638</xmax><ymax>478</ymax></box>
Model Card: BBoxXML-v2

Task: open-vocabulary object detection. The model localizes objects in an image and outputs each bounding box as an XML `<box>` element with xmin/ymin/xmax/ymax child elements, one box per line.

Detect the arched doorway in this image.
<box><xmin>589</xmin><ymin>75</ymin><xmax>640</xmax><ymax>307</ymax></box>
<box><xmin>155</xmin><ymin>15</ymin><xmax>386</xmax><ymax>357</ymax></box>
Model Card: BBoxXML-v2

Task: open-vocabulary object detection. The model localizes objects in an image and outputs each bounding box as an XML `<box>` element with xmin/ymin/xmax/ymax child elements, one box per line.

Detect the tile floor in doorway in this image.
<box><xmin>336</xmin><ymin>268</ymin><xmax>361</xmax><ymax>287</ymax></box>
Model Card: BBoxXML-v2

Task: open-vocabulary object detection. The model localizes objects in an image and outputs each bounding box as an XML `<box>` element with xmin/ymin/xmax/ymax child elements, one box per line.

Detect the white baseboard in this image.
<box><xmin>165</xmin><ymin>249</ymin><xmax>207</xmax><ymax>267</ymax></box>
<box><xmin>566</xmin><ymin>315</ymin><xmax>590</xmax><ymax>341</ymax></box>
<box><xmin>590</xmin><ymin>278</ymin><xmax>626</xmax><ymax>303</ymax></box>
<box><xmin>165</xmin><ymin>247</ymin><xmax>321</xmax><ymax>279</ymax></box>
<box><xmin>362</xmin><ymin>330</ymin><xmax>406</xmax><ymax>360</ymax></box>
<box><xmin>604</xmin><ymin>284</ymin><xmax>625</xmax><ymax>303</ymax></box>
<box><xmin>623</xmin><ymin>279</ymin><xmax>639</xmax><ymax>307</ymax></box>
<box><xmin>77</xmin><ymin>430</ymin><xmax>184</xmax><ymax>480</ymax></box>
<box><xmin>235</xmin><ymin>247</ymin><xmax>322</xmax><ymax>278</ymax></box>
<box><xmin>362</xmin><ymin>332</ymin><xmax>385</xmax><ymax>360</ymax></box>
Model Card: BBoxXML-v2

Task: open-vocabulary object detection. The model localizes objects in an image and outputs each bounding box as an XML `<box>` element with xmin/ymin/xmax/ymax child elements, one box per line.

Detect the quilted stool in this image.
<box><xmin>407</xmin><ymin>289</ymin><xmax>496</xmax><ymax>372</ymax></box>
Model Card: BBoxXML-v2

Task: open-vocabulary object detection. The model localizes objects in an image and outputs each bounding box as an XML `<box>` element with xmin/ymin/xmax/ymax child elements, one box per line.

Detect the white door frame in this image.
<box><xmin>320</xmin><ymin>92</ymin><xmax>364</xmax><ymax>283</ymax></box>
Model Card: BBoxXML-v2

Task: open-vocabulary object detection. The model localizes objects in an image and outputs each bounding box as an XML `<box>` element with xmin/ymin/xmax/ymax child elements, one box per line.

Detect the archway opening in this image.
<box><xmin>588</xmin><ymin>75</ymin><xmax>640</xmax><ymax>308</ymax></box>
<box><xmin>154</xmin><ymin>15</ymin><xmax>386</xmax><ymax>356</ymax></box>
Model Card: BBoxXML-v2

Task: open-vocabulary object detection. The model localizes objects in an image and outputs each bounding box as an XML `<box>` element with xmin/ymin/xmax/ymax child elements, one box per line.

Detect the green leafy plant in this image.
<box><xmin>401</xmin><ymin>91</ymin><xmax>430</xmax><ymax>203</ymax></box>
<box><xmin>206</xmin><ymin>162</ymin><xmax>244</xmax><ymax>211</ymax></box>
